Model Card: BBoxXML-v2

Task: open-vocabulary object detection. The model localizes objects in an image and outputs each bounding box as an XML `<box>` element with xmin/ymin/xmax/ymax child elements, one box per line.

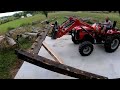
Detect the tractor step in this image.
<box><xmin>94</xmin><ymin>40</ymin><xmax>105</xmax><ymax>44</ymax></box>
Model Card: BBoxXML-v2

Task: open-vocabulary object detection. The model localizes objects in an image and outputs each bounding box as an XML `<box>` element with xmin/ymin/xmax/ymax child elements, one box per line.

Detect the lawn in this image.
<box><xmin>0</xmin><ymin>38</ymin><xmax>32</xmax><ymax>79</ymax></box>
<box><xmin>0</xmin><ymin>14</ymin><xmax>46</xmax><ymax>35</ymax></box>
<box><xmin>0</xmin><ymin>11</ymin><xmax>120</xmax><ymax>79</ymax></box>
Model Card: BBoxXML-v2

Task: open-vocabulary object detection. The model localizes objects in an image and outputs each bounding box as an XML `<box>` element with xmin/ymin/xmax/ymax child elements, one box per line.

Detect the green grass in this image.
<box><xmin>0</xmin><ymin>48</ymin><xmax>17</xmax><ymax>79</ymax></box>
<box><xmin>17</xmin><ymin>37</ymin><xmax>33</xmax><ymax>49</ymax></box>
<box><xmin>0</xmin><ymin>14</ymin><xmax>46</xmax><ymax>35</ymax></box>
<box><xmin>0</xmin><ymin>40</ymin><xmax>32</xmax><ymax>79</ymax></box>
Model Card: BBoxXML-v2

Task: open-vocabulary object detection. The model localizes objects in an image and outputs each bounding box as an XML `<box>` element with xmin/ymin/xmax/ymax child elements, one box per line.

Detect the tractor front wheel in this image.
<box><xmin>72</xmin><ymin>36</ymin><xmax>80</xmax><ymax>44</ymax></box>
<box><xmin>104</xmin><ymin>35</ymin><xmax>120</xmax><ymax>53</ymax></box>
<box><xmin>79</xmin><ymin>41</ymin><xmax>94</xmax><ymax>56</ymax></box>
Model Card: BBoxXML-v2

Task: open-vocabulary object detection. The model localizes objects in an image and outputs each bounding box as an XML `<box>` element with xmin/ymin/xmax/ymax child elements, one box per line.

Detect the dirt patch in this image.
<box><xmin>10</xmin><ymin>59</ymin><xmax>24</xmax><ymax>79</ymax></box>
<box><xmin>10</xmin><ymin>48</ymin><xmax>31</xmax><ymax>79</ymax></box>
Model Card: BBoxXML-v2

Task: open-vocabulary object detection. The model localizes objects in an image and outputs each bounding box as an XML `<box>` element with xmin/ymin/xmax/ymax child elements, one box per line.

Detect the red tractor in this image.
<box><xmin>50</xmin><ymin>17</ymin><xmax>120</xmax><ymax>56</ymax></box>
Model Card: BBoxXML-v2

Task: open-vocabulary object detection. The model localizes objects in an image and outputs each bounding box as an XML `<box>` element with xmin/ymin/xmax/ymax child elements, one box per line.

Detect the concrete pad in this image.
<box><xmin>15</xmin><ymin>35</ymin><xmax>120</xmax><ymax>79</ymax></box>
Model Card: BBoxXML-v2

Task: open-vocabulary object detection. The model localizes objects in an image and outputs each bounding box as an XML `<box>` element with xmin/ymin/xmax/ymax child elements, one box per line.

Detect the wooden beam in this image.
<box><xmin>42</xmin><ymin>41</ymin><xmax>64</xmax><ymax>64</ymax></box>
<box><xmin>15</xmin><ymin>49</ymin><xmax>108</xmax><ymax>79</ymax></box>
<box><xmin>31</xmin><ymin>28</ymin><xmax>50</xmax><ymax>54</ymax></box>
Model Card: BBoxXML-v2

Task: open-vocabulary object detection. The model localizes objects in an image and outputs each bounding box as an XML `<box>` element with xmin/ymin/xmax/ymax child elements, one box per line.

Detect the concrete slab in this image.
<box><xmin>15</xmin><ymin>35</ymin><xmax>120</xmax><ymax>79</ymax></box>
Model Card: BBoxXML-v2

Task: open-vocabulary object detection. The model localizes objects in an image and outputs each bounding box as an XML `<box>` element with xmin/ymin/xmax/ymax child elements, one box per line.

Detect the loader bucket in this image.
<box><xmin>51</xmin><ymin>21</ymin><xmax>58</xmax><ymax>39</ymax></box>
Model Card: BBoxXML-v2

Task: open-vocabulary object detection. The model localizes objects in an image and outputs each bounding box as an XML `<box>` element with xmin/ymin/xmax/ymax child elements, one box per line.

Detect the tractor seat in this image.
<box><xmin>112</xmin><ymin>21</ymin><xmax>117</xmax><ymax>29</ymax></box>
<box><xmin>105</xmin><ymin>21</ymin><xmax>117</xmax><ymax>33</ymax></box>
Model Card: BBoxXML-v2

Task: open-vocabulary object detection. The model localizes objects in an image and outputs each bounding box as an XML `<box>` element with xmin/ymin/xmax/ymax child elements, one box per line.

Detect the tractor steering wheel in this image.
<box><xmin>96</xmin><ymin>22</ymin><xmax>104</xmax><ymax>29</ymax></box>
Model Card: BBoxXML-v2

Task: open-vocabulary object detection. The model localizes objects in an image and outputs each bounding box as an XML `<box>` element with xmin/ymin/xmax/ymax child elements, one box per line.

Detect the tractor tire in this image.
<box><xmin>79</xmin><ymin>41</ymin><xmax>94</xmax><ymax>56</ymax></box>
<box><xmin>104</xmin><ymin>35</ymin><xmax>120</xmax><ymax>53</ymax></box>
<box><xmin>72</xmin><ymin>36</ymin><xmax>80</xmax><ymax>44</ymax></box>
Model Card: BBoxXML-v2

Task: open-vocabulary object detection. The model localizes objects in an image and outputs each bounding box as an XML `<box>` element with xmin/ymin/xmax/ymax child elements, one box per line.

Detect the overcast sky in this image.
<box><xmin>0</xmin><ymin>11</ymin><xmax>23</xmax><ymax>17</ymax></box>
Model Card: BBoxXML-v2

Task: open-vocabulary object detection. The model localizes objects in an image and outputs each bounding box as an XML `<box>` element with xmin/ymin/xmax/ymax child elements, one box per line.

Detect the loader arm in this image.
<box><xmin>55</xmin><ymin>17</ymin><xmax>94</xmax><ymax>38</ymax></box>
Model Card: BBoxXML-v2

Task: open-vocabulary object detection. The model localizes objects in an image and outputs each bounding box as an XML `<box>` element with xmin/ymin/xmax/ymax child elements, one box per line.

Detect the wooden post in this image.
<box><xmin>31</xmin><ymin>28</ymin><xmax>50</xmax><ymax>54</ymax></box>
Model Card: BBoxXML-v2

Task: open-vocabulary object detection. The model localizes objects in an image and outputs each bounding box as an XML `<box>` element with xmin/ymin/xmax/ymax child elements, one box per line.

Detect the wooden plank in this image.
<box><xmin>31</xmin><ymin>28</ymin><xmax>50</xmax><ymax>54</ymax></box>
<box><xmin>15</xmin><ymin>49</ymin><xmax>108</xmax><ymax>79</ymax></box>
<box><xmin>42</xmin><ymin>41</ymin><xmax>64</xmax><ymax>64</ymax></box>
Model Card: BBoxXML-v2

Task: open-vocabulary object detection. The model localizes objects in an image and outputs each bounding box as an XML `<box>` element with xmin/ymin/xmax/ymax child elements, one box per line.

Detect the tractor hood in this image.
<box><xmin>74</xmin><ymin>26</ymin><xmax>91</xmax><ymax>30</ymax></box>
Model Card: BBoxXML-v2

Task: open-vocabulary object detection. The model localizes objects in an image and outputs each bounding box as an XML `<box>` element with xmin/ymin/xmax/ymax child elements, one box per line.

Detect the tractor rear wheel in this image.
<box><xmin>79</xmin><ymin>41</ymin><xmax>94</xmax><ymax>56</ymax></box>
<box><xmin>104</xmin><ymin>35</ymin><xmax>120</xmax><ymax>53</ymax></box>
<box><xmin>72</xmin><ymin>36</ymin><xmax>80</xmax><ymax>44</ymax></box>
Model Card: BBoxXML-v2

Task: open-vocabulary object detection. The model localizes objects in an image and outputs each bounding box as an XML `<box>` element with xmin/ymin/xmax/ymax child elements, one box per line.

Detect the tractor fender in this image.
<box><xmin>106</xmin><ymin>30</ymin><xmax>120</xmax><ymax>34</ymax></box>
<box><xmin>106</xmin><ymin>30</ymin><xmax>120</xmax><ymax>41</ymax></box>
<box><xmin>106</xmin><ymin>34</ymin><xmax>120</xmax><ymax>42</ymax></box>
<box><xmin>106</xmin><ymin>30</ymin><xmax>114</xmax><ymax>34</ymax></box>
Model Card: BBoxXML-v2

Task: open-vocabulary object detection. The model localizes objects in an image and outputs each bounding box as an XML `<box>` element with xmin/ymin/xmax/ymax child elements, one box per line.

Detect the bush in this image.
<box><xmin>20</xmin><ymin>23</ymin><xmax>31</xmax><ymax>27</ymax></box>
<box><xmin>32</xmin><ymin>20</ymin><xmax>41</xmax><ymax>25</ymax></box>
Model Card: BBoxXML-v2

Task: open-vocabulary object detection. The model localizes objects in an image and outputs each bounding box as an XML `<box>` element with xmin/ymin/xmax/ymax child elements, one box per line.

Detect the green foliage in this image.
<box><xmin>0</xmin><ymin>14</ymin><xmax>45</xmax><ymax>35</ymax></box>
<box><xmin>0</xmin><ymin>48</ymin><xmax>17</xmax><ymax>79</ymax></box>
<box><xmin>22</xmin><ymin>11</ymin><xmax>41</xmax><ymax>16</ymax></box>
<box><xmin>20</xmin><ymin>23</ymin><xmax>31</xmax><ymax>27</ymax></box>
<box><xmin>0</xmin><ymin>16</ymin><xmax>18</xmax><ymax>25</ymax></box>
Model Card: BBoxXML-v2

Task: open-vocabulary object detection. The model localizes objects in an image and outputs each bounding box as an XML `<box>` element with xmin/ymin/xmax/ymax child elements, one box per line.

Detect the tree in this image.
<box><xmin>23</xmin><ymin>11</ymin><xmax>41</xmax><ymax>16</ymax></box>
<box><xmin>42</xmin><ymin>11</ymin><xmax>48</xmax><ymax>18</ymax></box>
<box><xmin>13</xmin><ymin>12</ymin><xmax>23</xmax><ymax>18</ymax></box>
